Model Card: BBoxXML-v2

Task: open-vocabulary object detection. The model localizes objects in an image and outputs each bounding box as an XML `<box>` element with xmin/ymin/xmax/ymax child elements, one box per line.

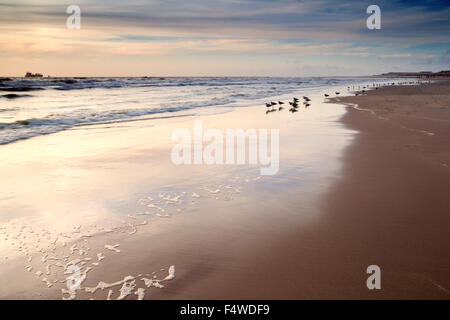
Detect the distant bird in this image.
<box><xmin>278</xmin><ymin>106</ymin><xmax>284</xmax><ymax>111</ymax></box>
<box><xmin>278</xmin><ymin>101</ymin><xmax>284</xmax><ymax>105</ymax></box>
<box><xmin>266</xmin><ymin>110</ymin><xmax>271</xmax><ymax>114</ymax></box>
<box><xmin>305</xmin><ymin>103</ymin><xmax>311</xmax><ymax>108</ymax></box>
<box><xmin>271</xmin><ymin>101</ymin><xmax>277</xmax><ymax>106</ymax></box>
<box><xmin>335</xmin><ymin>92</ymin><xmax>340</xmax><ymax>95</ymax></box>
<box><xmin>324</xmin><ymin>94</ymin><xmax>329</xmax><ymax>97</ymax></box>
<box><xmin>293</xmin><ymin>97</ymin><xmax>299</xmax><ymax>102</ymax></box>
<box><xmin>265</xmin><ymin>103</ymin><xmax>271</xmax><ymax>108</ymax></box>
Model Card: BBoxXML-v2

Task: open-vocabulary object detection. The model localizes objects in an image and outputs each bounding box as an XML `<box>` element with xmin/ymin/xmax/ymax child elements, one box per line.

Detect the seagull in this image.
<box><xmin>278</xmin><ymin>101</ymin><xmax>284</xmax><ymax>105</ymax></box>
<box><xmin>266</xmin><ymin>103</ymin><xmax>272</xmax><ymax>108</ymax></box>
<box><xmin>324</xmin><ymin>94</ymin><xmax>329</xmax><ymax>97</ymax></box>
<box><xmin>271</xmin><ymin>101</ymin><xmax>277</xmax><ymax>106</ymax></box>
<box><xmin>293</xmin><ymin>97</ymin><xmax>299</xmax><ymax>102</ymax></box>
<box><xmin>335</xmin><ymin>92</ymin><xmax>340</xmax><ymax>95</ymax></box>
<box><xmin>305</xmin><ymin>103</ymin><xmax>311</xmax><ymax>108</ymax></box>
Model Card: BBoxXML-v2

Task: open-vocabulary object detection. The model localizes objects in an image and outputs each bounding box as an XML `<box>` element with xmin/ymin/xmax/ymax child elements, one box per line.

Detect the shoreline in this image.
<box><xmin>321</xmin><ymin>81</ymin><xmax>450</xmax><ymax>298</ymax></box>
<box><xmin>0</xmin><ymin>89</ymin><xmax>353</xmax><ymax>299</ymax></box>
<box><xmin>1</xmin><ymin>80</ymin><xmax>448</xmax><ymax>299</ymax></box>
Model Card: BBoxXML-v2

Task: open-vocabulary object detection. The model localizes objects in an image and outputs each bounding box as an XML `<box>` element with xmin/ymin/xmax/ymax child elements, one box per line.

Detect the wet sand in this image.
<box><xmin>1</xmin><ymin>81</ymin><xmax>449</xmax><ymax>299</ymax></box>
<box><xmin>0</xmin><ymin>89</ymin><xmax>353</xmax><ymax>300</ymax></box>
<box><xmin>145</xmin><ymin>81</ymin><xmax>450</xmax><ymax>299</ymax></box>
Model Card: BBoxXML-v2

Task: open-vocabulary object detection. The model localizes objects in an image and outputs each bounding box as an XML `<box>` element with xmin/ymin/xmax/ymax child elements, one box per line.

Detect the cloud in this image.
<box><xmin>0</xmin><ymin>0</ymin><xmax>448</xmax><ymax>75</ymax></box>
<box><xmin>379</xmin><ymin>53</ymin><xmax>413</xmax><ymax>58</ymax></box>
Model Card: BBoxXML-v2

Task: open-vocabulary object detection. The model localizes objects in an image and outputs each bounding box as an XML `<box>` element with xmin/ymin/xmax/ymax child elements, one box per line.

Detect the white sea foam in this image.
<box><xmin>104</xmin><ymin>244</ymin><xmax>120</xmax><ymax>253</ymax></box>
<box><xmin>0</xmin><ymin>77</ymin><xmax>409</xmax><ymax>145</ymax></box>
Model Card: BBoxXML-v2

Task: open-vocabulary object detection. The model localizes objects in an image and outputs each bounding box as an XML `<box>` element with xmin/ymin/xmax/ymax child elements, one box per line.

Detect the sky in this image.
<box><xmin>0</xmin><ymin>0</ymin><xmax>449</xmax><ymax>76</ymax></box>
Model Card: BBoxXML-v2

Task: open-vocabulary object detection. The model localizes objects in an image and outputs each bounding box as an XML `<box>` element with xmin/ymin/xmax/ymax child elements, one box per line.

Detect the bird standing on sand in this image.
<box><xmin>324</xmin><ymin>94</ymin><xmax>329</xmax><ymax>97</ymax></box>
<box><xmin>335</xmin><ymin>92</ymin><xmax>340</xmax><ymax>95</ymax></box>
<box><xmin>278</xmin><ymin>101</ymin><xmax>284</xmax><ymax>105</ymax></box>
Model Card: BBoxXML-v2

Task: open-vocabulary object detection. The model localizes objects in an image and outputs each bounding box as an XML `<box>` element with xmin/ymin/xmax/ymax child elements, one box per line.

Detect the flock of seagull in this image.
<box><xmin>264</xmin><ymin>92</ymin><xmax>340</xmax><ymax>114</ymax></box>
<box><xmin>264</xmin><ymin>81</ymin><xmax>421</xmax><ymax>115</ymax></box>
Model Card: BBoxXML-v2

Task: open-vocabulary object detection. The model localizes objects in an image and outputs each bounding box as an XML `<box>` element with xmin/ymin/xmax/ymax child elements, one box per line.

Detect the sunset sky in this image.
<box><xmin>0</xmin><ymin>0</ymin><xmax>449</xmax><ymax>76</ymax></box>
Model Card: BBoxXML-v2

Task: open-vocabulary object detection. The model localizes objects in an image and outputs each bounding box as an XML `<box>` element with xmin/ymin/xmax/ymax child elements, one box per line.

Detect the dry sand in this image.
<box><xmin>317</xmin><ymin>81</ymin><xmax>450</xmax><ymax>299</ymax></box>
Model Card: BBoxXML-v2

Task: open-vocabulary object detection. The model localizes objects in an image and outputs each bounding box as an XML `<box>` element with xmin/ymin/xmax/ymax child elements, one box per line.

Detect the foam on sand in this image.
<box><xmin>104</xmin><ymin>244</ymin><xmax>120</xmax><ymax>253</ymax></box>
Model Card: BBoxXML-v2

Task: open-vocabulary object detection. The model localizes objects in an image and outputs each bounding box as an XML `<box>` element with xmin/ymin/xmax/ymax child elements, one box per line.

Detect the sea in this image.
<box><xmin>0</xmin><ymin>76</ymin><xmax>412</xmax><ymax>145</ymax></box>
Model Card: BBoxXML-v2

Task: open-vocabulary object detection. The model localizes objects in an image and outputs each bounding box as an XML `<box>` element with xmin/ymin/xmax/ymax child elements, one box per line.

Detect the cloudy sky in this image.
<box><xmin>0</xmin><ymin>0</ymin><xmax>449</xmax><ymax>76</ymax></box>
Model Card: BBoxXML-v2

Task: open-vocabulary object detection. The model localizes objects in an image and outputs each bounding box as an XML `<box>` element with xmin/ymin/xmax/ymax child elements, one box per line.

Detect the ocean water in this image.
<box><xmin>0</xmin><ymin>76</ymin><xmax>408</xmax><ymax>145</ymax></box>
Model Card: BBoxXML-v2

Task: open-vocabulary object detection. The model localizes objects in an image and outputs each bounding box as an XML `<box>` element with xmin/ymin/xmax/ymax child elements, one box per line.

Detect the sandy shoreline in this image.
<box><xmin>1</xmin><ymin>80</ymin><xmax>448</xmax><ymax>299</ymax></box>
<box><xmin>152</xmin><ymin>81</ymin><xmax>450</xmax><ymax>299</ymax></box>
<box><xmin>320</xmin><ymin>81</ymin><xmax>450</xmax><ymax>299</ymax></box>
<box><xmin>0</xmin><ymin>88</ymin><xmax>352</xmax><ymax>299</ymax></box>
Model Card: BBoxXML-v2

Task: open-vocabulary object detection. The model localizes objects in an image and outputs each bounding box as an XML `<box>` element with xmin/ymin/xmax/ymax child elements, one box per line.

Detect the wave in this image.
<box><xmin>0</xmin><ymin>105</ymin><xmax>203</xmax><ymax>145</ymax></box>
<box><xmin>0</xmin><ymin>86</ymin><xmax>44</xmax><ymax>92</ymax></box>
<box><xmin>1</xmin><ymin>93</ymin><xmax>32</xmax><ymax>99</ymax></box>
<box><xmin>0</xmin><ymin>77</ymin><xmax>304</xmax><ymax>92</ymax></box>
<box><xmin>0</xmin><ymin>77</ymin><xmax>409</xmax><ymax>145</ymax></box>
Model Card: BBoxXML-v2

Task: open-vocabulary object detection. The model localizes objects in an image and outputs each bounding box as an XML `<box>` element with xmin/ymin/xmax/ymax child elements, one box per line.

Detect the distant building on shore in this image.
<box><xmin>25</xmin><ymin>72</ymin><xmax>43</xmax><ymax>78</ymax></box>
